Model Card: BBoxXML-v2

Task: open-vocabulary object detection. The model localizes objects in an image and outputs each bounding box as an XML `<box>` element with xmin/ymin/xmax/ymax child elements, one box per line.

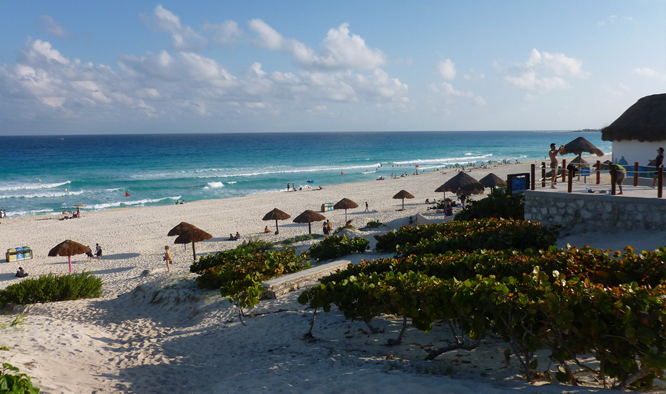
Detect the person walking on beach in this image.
<box><xmin>163</xmin><ymin>246</ymin><xmax>172</xmax><ymax>273</ymax></box>
<box><xmin>95</xmin><ymin>243</ymin><xmax>102</xmax><ymax>260</ymax></box>
<box><xmin>85</xmin><ymin>246</ymin><xmax>94</xmax><ymax>262</ymax></box>
<box><xmin>287</xmin><ymin>183</ymin><xmax>289</xmax><ymax>191</ymax></box>
<box><xmin>364</xmin><ymin>202</ymin><xmax>369</xmax><ymax>212</ymax></box>
<box><xmin>651</xmin><ymin>147</ymin><xmax>664</xmax><ymax>187</ymax></box>
<box><xmin>549</xmin><ymin>143</ymin><xmax>564</xmax><ymax>189</ymax></box>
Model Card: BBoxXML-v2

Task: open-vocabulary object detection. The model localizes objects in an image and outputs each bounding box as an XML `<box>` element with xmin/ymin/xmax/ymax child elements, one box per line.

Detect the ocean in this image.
<box><xmin>0</xmin><ymin>131</ymin><xmax>611</xmax><ymax>218</ymax></box>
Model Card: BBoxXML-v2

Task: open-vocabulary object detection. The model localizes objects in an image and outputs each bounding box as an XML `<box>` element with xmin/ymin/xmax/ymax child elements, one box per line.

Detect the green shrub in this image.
<box><xmin>361</xmin><ymin>220</ymin><xmax>383</xmax><ymax>230</ymax></box>
<box><xmin>300</xmin><ymin>246</ymin><xmax>666</xmax><ymax>387</ymax></box>
<box><xmin>308</xmin><ymin>235</ymin><xmax>369</xmax><ymax>262</ymax></box>
<box><xmin>333</xmin><ymin>225</ymin><xmax>355</xmax><ymax>234</ymax></box>
<box><xmin>374</xmin><ymin>218</ymin><xmax>558</xmax><ymax>256</ymax></box>
<box><xmin>190</xmin><ymin>240</ymin><xmax>274</xmax><ymax>273</ymax></box>
<box><xmin>0</xmin><ymin>272</ymin><xmax>103</xmax><ymax>305</ymax></box>
<box><xmin>281</xmin><ymin>234</ymin><xmax>324</xmax><ymax>246</ymax></box>
<box><xmin>0</xmin><ymin>362</ymin><xmax>40</xmax><ymax>393</ymax></box>
<box><xmin>195</xmin><ymin>248</ymin><xmax>310</xmax><ymax>311</ymax></box>
<box><xmin>454</xmin><ymin>187</ymin><xmax>524</xmax><ymax>221</ymax></box>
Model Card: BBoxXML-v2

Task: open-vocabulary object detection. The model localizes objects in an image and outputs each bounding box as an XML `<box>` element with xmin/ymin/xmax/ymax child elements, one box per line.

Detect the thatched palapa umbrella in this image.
<box><xmin>293</xmin><ymin>210</ymin><xmax>326</xmax><ymax>234</ymax></box>
<box><xmin>479</xmin><ymin>173</ymin><xmax>507</xmax><ymax>191</ymax></box>
<box><xmin>393</xmin><ymin>190</ymin><xmax>415</xmax><ymax>210</ymax></box>
<box><xmin>175</xmin><ymin>227</ymin><xmax>212</xmax><ymax>261</ymax></box>
<box><xmin>167</xmin><ymin>222</ymin><xmax>196</xmax><ymax>236</ymax></box>
<box><xmin>601</xmin><ymin>94</ymin><xmax>665</xmax><ymax>143</ymax></box>
<box><xmin>333</xmin><ymin>198</ymin><xmax>358</xmax><ymax>222</ymax></box>
<box><xmin>561</xmin><ymin>136</ymin><xmax>604</xmax><ymax>160</ymax></box>
<box><xmin>440</xmin><ymin>172</ymin><xmax>485</xmax><ymax>196</ymax></box>
<box><xmin>262</xmin><ymin>208</ymin><xmax>291</xmax><ymax>234</ymax></box>
<box><xmin>49</xmin><ymin>240</ymin><xmax>91</xmax><ymax>273</ymax></box>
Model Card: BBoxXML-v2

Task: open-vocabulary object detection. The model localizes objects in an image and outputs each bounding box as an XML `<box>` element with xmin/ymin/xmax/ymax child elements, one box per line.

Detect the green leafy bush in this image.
<box><xmin>281</xmin><ymin>234</ymin><xmax>324</xmax><ymax>246</ymax></box>
<box><xmin>0</xmin><ymin>272</ymin><xmax>103</xmax><ymax>305</ymax></box>
<box><xmin>299</xmin><ymin>247</ymin><xmax>666</xmax><ymax>387</ymax></box>
<box><xmin>0</xmin><ymin>362</ymin><xmax>40</xmax><ymax>393</ymax></box>
<box><xmin>454</xmin><ymin>187</ymin><xmax>524</xmax><ymax>221</ymax></box>
<box><xmin>362</xmin><ymin>220</ymin><xmax>383</xmax><ymax>230</ymax></box>
<box><xmin>308</xmin><ymin>235</ymin><xmax>369</xmax><ymax>262</ymax></box>
<box><xmin>195</xmin><ymin>248</ymin><xmax>310</xmax><ymax>311</ymax></box>
<box><xmin>190</xmin><ymin>240</ymin><xmax>274</xmax><ymax>273</ymax></box>
<box><xmin>374</xmin><ymin>218</ymin><xmax>558</xmax><ymax>256</ymax></box>
<box><xmin>333</xmin><ymin>225</ymin><xmax>355</xmax><ymax>234</ymax></box>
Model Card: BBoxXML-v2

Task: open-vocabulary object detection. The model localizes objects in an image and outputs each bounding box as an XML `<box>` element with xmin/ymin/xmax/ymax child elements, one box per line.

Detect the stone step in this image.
<box><xmin>261</xmin><ymin>260</ymin><xmax>350</xmax><ymax>299</ymax></box>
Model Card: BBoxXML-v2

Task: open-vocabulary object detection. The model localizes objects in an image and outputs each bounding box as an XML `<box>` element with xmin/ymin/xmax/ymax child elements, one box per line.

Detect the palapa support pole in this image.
<box><xmin>610</xmin><ymin>167</ymin><xmax>617</xmax><ymax>195</ymax></box>
<box><xmin>275</xmin><ymin>219</ymin><xmax>279</xmax><ymax>233</ymax></box>
<box><xmin>567</xmin><ymin>168</ymin><xmax>573</xmax><ymax>193</ymax></box>
<box><xmin>68</xmin><ymin>255</ymin><xmax>72</xmax><ymax>273</ymax></box>
<box><xmin>308</xmin><ymin>222</ymin><xmax>312</xmax><ymax>234</ymax></box>
<box><xmin>634</xmin><ymin>162</ymin><xmax>639</xmax><ymax>187</ymax></box>
<box><xmin>562</xmin><ymin>159</ymin><xmax>567</xmax><ymax>182</ymax></box>
<box><xmin>659</xmin><ymin>168</ymin><xmax>663</xmax><ymax>199</ymax></box>
<box><xmin>192</xmin><ymin>242</ymin><xmax>197</xmax><ymax>261</ymax></box>
<box><xmin>596</xmin><ymin>161</ymin><xmax>601</xmax><ymax>184</ymax></box>
<box><xmin>530</xmin><ymin>164</ymin><xmax>535</xmax><ymax>190</ymax></box>
<box><xmin>541</xmin><ymin>162</ymin><xmax>546</xmax><ymax>187</ymax></box>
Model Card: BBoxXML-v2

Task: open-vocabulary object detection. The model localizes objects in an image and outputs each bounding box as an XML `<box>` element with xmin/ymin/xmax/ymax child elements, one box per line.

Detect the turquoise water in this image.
<box><xmin>0</xmin><ymin>131</ymin><xmax>611</xmax><ymax>218</ymax></box>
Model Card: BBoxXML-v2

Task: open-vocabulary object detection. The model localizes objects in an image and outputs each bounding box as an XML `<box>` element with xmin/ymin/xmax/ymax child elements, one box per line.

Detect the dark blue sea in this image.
<box><xmin>0</xmin><ymin>131</ymin><xmax>611</xmax><ymax>218</ymax></box>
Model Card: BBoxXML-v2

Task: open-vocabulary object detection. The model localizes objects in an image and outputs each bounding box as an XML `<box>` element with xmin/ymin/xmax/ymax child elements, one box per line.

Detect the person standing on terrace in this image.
<box><xmin>549</xmin><ymin>143</ymin><xmax>564</xmax><ymax>189</ymax></box>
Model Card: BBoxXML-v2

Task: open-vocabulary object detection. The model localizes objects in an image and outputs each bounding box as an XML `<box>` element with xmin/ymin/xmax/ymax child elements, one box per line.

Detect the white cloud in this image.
<box><xmin>143</xmin><ymin>5</ymin><xmax>208</xmax><ymax>51</ymax></box>
<box><xmin>427</xmin><ymin>82</ymin><xmax>485</xmax><ymax>105</ymax></box>
<box><xmin>504</xmin><ymin>49</ymin><xmax>587</xmax><ymax>94</ymax></box>
<box><xmin>0</xmin><ymin>37</ymin><xmax>409</xmax><ymax>124</ymax></box>
<box><xmin>37</xmin><ymin>15</ymin><xmax>74</xmax><ymax>38</ymax></box>
<box><xmin>463</xmin><ymin>68</ymin><xmax>485</xmax><ymax>80</ymax></box>
<box><xmin>632</xmin><ymin>67</ymin><xmax>666</xmax><ymax>81</ymax></box>
<box><xmin>436</xmin><ymin>59</ymin><xmax>456</xmax><ymax>80</ymax></box>
<box><xmin>248</xmin><ymin>20</ymin><xmax>385</xmax><ymax>70</ymax></box>
<box><xmin>603</xmin><ymin>83</ymin><xmax>630</xmax><ymax>96</ymax></box>
<box><xmin>204</xmin><ymin>20</ymin><xmax>243</xmax><ymax>44</ymax></box>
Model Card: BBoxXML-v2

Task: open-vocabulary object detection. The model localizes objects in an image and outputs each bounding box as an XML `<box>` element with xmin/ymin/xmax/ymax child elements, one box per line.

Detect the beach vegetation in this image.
<box><xmin>190</xmin><ymin>240</ymin><xmax>274</xmax><ymax>273</ymax></box>
<box><xmin>308</xmin><ymin>235</ymin><xmax>369</xmax><ymax>262</ymax></box>
<box><xmin>299</xmin><ymin>246</ymin><xmax>666</xmax><ymax>388</ymax></box>
<box><xmin>454</xmin><ymin>188</ymin><xmax>524</xmax><ymax>221</ymax></box>
<box><xmin>374</xmin><ymin>218</ymin><xmax>558</xmax><ymax>256</ymax></box>
<box><xmin>1</xmin><ymin>362</ymin><xmax>40</xmax><ymax>393</ymax></box>
<box><xmin>193</xmin><ymin>247</ymin><xmax>310</xmax><ymax>321</ymax></box>
<box><xmin>0</xmin><ymin>272</ymin><xmax>103</xmax><ymax>306</ymax></box>
<box><xmin>333</xmin><ymin>225</ymin><xmax>355</xmax><ymax>234</ymax></box>
<box><xmin>281</xmin><ymin>234</ymin><xmax>324</xmax><ymax>246</ymax></box>
<box><xmin>361</xmin><ymin>220</ymin><xmax>383</xmax><ymax>230</ymax></box>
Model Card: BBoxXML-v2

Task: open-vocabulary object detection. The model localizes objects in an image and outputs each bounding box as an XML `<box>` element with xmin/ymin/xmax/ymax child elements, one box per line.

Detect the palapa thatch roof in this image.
<box><xmin>262</xmin><ymin>208</ymin><xmax>291</xmax><ymax>221</ymax></box>
<box><xmin>441</xmin><ymin>172</ymin><xmax>485</xmax><ymax>195</ymax></box>
<box><xmin>167</xmin><ymin>222</ymin><xmax>196</xmax><ymax>236</ymax></box>
<box><xmin>48</xmin><ymin>240</ymin><xmax>91</xmax><ymax>257</ymax></box>
<box><xmin>174</xmin><ymin>228</ymin><xmax>213</xmax><ymax>244</ymax></box>
<box><xmin>479</xmin><ymin>173</ymin><xmax>507</xmax><ymax>189</ymax></box>
<box><xmin>601</xmin><ymin>93</ymin><xmax>665</xmax><ymax>142</ymax></box>
<box><xmin>333</xmin><ymin>198</ymin><xmax>359</xmax><ymax>210</ymax></box>
<box><xmin>562</xmin><ymin>137</ymin><xmax>604</xmax><ymax>156</ymax></box>
<box><xmin>293</xmin><ymin>210</ymin><xmax>326</xmax><ymax>223</ymax></box>
<box><xmin>392</xmin><ymin>190</ymin><xmax>415</xmax><ymax>199</ymax></box>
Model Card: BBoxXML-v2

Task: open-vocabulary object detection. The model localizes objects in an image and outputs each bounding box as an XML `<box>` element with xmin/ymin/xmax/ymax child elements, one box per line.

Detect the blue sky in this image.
<box><xmin>1</xmin><ymin>0</ymin><xmax>664</xmax><ymax>135</ymax></box>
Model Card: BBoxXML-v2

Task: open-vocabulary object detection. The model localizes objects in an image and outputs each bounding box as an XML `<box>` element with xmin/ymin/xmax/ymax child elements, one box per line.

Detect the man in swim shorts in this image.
<box><xmin>609</xmin><ymin>163</ymin><xmax>626</xmax><ymax>195</ymax></box>
<box><xmin>549</xmin><ymin>143</ymin><xmax>564</xmax><ymax>189</ymax></box>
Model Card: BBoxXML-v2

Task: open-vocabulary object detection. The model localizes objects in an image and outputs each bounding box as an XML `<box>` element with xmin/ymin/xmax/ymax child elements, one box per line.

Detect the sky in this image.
<box><xmin>0</xmin><ymin>0</ymin><xmax>664</xmax><ymax>135</ymax></box>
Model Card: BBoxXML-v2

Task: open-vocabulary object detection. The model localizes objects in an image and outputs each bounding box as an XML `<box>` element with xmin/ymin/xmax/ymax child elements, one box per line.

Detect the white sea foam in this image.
<box><xmin>0</xmin><ymin>181</ymin><xmax>71</xmax><ymax>192</ymax></box>
<box><xmin>89</xmin><ymin>196</ymin><xmax>180</xmax><ymax>210</ymax></box>
<box><xmin>0</xmin><ymin>190</ymin><xmax>83</xmax><ymax>199</ymax></box>
<box><xmin>393</xmin><ymin>154</ymin><xmax>493</xmax><ymax>166</ymax></box>
<box><xmin>4</xmin><ymin>208</ymin><xmax>55</xmax><ymax>218</ymax></box>
<box><xmin>206</xmin><ymin>182</ymin><xmax>225</xmax><ymax>189</ymax></box>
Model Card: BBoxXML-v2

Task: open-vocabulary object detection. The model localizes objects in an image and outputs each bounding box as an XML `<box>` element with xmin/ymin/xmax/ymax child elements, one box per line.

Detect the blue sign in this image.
<box><xmin>580</xmin><ymin>167</ymin><xmax>590</xmax><ymax>177</ymax></box>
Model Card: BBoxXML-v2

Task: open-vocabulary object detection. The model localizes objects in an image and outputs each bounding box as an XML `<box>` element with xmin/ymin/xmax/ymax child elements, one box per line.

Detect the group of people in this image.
<box><xmin>174</xmin><ymin>200</ymin><xmax>185</xmax><ymax>205</ymax></box>
<box><xmin>229</xmin><ymin>232</ymin><xmax>241</xmax><ymax>240</ymax></box>
<box><xmin>322</xmin><ymin>220</ymin><xmax>333</xmax><ymax>235</ymax></box>
<box><xmin>85</xmin><ymin>244</ymin><xmax>103</xmax><ymax>262</ymax></box>
<box><xmin>0</xmin><ymin>210</ymin><xmax>7</xmax><ymax>218</ymax></box>
<box><xmin>549</xmin><ymin>144</ymin><xmax>665</xmax><ymax>192</ymax></box>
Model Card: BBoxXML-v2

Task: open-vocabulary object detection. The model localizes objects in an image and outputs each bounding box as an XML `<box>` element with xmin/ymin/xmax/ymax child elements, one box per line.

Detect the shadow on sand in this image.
<box><xmin>101</xmin><ymin>253</ymin><xmax>141</xmax><ymax>261</ymax></box>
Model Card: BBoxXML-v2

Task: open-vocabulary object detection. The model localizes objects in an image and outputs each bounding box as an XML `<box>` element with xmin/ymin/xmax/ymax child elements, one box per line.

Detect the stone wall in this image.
<box><xmin>524</xmin><ymin>191</ymin><xmax>666</xmax><ymax>233</ymax></box>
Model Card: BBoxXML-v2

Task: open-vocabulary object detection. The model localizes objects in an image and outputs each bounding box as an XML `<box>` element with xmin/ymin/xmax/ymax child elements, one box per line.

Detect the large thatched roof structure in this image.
<box><xmin>601</xmin><ymin>94</ymin><xmax>665</xmax><ymax>142</ymax></box>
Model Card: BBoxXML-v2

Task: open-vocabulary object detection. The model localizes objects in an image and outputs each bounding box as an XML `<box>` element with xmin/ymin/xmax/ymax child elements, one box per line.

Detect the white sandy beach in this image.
<box><xmin>0</xmin><ymin>156</ymin><xmax>664</xmax><ymax>394</ymax></box>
